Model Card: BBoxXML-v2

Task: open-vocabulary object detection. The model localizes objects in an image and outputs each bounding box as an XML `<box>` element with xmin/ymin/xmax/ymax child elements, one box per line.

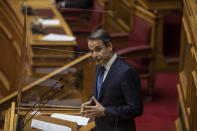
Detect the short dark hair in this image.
<box><xmin>88</xmin><ymin>29</ymin><xmax>112</xmax><ymax>47</ymax></box>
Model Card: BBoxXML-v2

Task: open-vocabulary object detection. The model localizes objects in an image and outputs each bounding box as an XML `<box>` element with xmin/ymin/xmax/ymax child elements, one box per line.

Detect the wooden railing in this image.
<box><xmin>0</xmin><ymin>53</ymin><xmax>92</xmax><ymax>109</ymax></box>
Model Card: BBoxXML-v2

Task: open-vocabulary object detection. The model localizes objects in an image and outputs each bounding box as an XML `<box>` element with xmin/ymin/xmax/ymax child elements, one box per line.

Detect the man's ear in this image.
<box><xmin>108</xmin><ymin>42</ymin><xmax>113</xmax><ymax>51</ymax></box>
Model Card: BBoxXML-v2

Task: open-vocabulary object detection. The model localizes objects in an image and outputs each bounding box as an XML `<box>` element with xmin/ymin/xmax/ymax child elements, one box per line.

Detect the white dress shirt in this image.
<box><xmin>102</xmin><ymin>53</ymin><xmax>117</xmax><ymax>82</ymax></box>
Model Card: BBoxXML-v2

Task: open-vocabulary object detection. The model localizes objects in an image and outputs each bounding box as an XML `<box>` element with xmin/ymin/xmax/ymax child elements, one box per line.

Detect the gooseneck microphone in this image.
<box><xmin>23</xmin><ymin>83</ymin><xmax>64</xmax><ymax>128</ymax></box>
<box><xmin>16</xmin><ymin>77</ymin><xmax>64</xmax><ymax>131</ymax></box>
<box><xmin>23</xmin><ymin>77</ymin><xmax>64</xmax><ymax>118</ymax></box>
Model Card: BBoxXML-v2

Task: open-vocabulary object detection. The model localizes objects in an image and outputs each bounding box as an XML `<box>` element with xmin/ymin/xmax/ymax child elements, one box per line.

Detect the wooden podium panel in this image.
<box><xmin>4</xmin><ymin>102</ymin><xmax>96</xmax><ymax>131</ymax></box>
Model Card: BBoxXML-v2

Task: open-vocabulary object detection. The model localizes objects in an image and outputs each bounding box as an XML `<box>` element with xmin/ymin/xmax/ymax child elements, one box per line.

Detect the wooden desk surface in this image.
<box><xmin>26</xmin><ymin>0</ymin><xmax>76</xmax><ymax>46</ymax></box>
<box><xmin>9</xmin><ymin>0</ymin><xmax>76</xmax><ymax>46</ymax></box>
<box><xmin>138</xmin><ymin>0</ymin><xmax>181</xmax><ymax>10</ymax></box>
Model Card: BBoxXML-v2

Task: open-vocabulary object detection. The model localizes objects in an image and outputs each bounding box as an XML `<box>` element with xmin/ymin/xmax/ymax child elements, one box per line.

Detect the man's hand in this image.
<box><xmin>80</xmin><ymin>97</ymin><xmax>105</xmax><ymax>118</ymax></box>
<box><xmin>81</xmin><ymin>97</ymin><xmax>94</xmax><ymax>111</ymax></box>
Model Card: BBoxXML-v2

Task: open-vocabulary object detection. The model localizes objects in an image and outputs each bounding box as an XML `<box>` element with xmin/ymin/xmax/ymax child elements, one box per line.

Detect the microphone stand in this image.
<box><xmin>24</xmin><ymin>77</ymin><xmax>63</xmax><ymax>118</ymax></box>
<box><xmin>16</xmin><ymin>78</ymin><xmax>63</xmax><ymax>131</ymax></box>
<box><xmin>23</xmin><ymin>84</ymin><xmax>64</xmax><ymax>128</ymax></box>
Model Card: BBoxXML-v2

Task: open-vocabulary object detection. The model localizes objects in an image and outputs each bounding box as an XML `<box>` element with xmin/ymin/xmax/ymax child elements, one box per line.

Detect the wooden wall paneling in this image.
<box><xmin>2</xmin><ymin>0</ymin><xmax>23</xmax><ymax>33</ymax></box>
<box><xmin>0</xmin><ymin>1</ymin><xmax>23</xmax><ymax>47</ymax></box>
<box><xmin>0</xmin><ymin>8</ymin><xmax>23</xmax><ymax>58</ymax></box>
<box><xmin>176</xmin><ymin>0</ymin><xmax>197</xmax><ymax>130</ymax></box>
<box><xmin>6</xmin><ymin>0</ymin><xmax>24</xmax><ymax>26</ymax></box>
<box><xmin>0</xmin><ymin>69</ymin><xmax>10</xmax><ymax>92</ymax></box>
<box><xmin>0</xmin><ymin>26</ymin><xmax>20</xmax><ymax>94</ymax></box>
<box><xmin>178</xmin><ymin>15</ymin><xmax>194</xmax><ymax>101</ymax></box>
<box><xmin>179</xmin><ymin>16</ymin><xmax>192</xmax><ymax>72</ymax></box>
<box><xmin>177</xmin><ymin>84</ymin><xmax>189</xmax><ymax>130</ymax></box>
<box><xmin>185</xmin><ymin>47</ymin><xmax>193</xmax><ymax>110</ymax></box>
<box><xmin>183</xmin><ymin>0</ymin><xmax>197</xmax><ymax>46</ymax></box>
<box><xmin>191</xmin><ymin>47</ymin><xmax>197</xmax><ymax>131</ymax></box>
<box><xmin>5</xmin><ymin>0</ymin><xmax>34</xmax><ymax>76</ymax></box>
<box><xmin>0</xmin><ymin>20</ymin><xmax>22</xmax><ymax>58</ymax></box>
<box><xmin>191</xmin><ymin>70</ymin><xmax>197</xmax><ymax>131</ymax></box>
<box><xmin>184</xmin><ymin>48</ymin><xmax>194</xmax><ymax>131</ymax></box>
<box><xmin>7</xmin><ymin>0</ymin><xmax>34</xmax><ymax>74</ymax></box>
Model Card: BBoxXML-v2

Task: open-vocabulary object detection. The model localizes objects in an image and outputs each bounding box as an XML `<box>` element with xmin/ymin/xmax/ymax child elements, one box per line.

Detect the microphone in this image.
<box><xmin>16</xmin><ymin>77</ymin><xmax>64</xmax><ymax>131</ymax></box>
<box><xmin>23</xmin><ymin>77</ymin><xmax>64</xmax><ymax>118</ymax></box>
<box><xmin>23</xmin><ymin>83</ymin><xmax>64</xmax><ymax>128</ymax></box>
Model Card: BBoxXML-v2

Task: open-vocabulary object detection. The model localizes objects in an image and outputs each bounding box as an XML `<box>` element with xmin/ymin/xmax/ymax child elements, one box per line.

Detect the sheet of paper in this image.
<box><xmin>42</xmin><ymin>33</ymin><xmax>76</xmax><ymax>41</ymax></box>
<box><xmin>30</xmin><ymin>111</ymin><xmax>41</xmax><ymax>115</ymax></box>
<box><xmin>38</xmin><ymin>18</ymin><xmax>60</xmax><ymax>25</ymax></box>
<box><xmin>31</xmin><ymin>119</ymin><xmax>71</xmax><ymax>131</ymax></box>
<box><xmin>51</xmin><ymin>113</ymin><xmax>90</xmax><ymax>126</ymax></box>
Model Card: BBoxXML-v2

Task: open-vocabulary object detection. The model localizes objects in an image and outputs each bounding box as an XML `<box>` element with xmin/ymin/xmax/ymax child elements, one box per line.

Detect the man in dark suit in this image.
<box><xmin>80</xmin><ymin>29</ymin><xmax>143</xmax><ymax>131</ymax></box>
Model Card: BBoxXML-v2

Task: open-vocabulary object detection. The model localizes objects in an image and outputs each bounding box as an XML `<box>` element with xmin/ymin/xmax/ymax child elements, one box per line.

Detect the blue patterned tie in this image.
<box><xmin>97</xmin><ymin>66</ymin><xmax>105</xmax><ymax>98</ymax></box>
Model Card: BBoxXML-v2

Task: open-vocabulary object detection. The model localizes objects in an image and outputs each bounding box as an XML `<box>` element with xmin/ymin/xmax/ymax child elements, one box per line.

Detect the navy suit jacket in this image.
<box><xmin>93</xmin><ymin>56</ymin><xmax>143</xmax><ymax>131</ymax></box>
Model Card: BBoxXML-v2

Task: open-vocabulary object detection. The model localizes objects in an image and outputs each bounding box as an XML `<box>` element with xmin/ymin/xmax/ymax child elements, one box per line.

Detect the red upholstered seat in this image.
<box><xmin>114</xmin><ymin>6</ymin><xmax>156</xmax><ymax>100</ymax></box>
<box><xmin>116</xmin><ymin>15</ymin><xmax>152</xmax><ymax>74</ymax></box>
<box><xmin>128</xmin><ymin>16</ymin><xmax>152</xmax><ymax>47</ymax></box>
<box><xmin>127</xmin><ymin>59</ymin><xmax>149</xmax><ymax>74</ymax></box>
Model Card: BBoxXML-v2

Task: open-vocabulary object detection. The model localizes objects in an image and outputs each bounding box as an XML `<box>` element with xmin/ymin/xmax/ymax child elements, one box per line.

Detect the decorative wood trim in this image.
<box><xmin>183</xmin><ymin>0</ymin><xmax>197</xmax><ymax>45</ymax></box>
<box><xmin>9</xmin><ymin>102</ymin><xmax>15</xmax><ymax>131</ymax></box>
<box><xmin>177</xmin><ymin>84</ymin><xmax>189</xmax><ymax>130</ymax></box>
<box><xmin>192</xmin><ymin>71</ymin><xmax>197</xmax><ymax>95</ymax></box>
<box><xmin>191</xmin><ymin>47</ymin><xmax>197</xmax><ymax>65</ymax></box>
<box><xmin>182</xmin><ymin>17</ymin><xmax>192</xmax><ymax>45</ymax></box>
<box><xmin>18</xmin><ymin>107</ymin><xmax>80</xmax><ymax>116</ymax></box>
<box><xmin>0</xmin><ymin>21</ymin><xmax>21</xmax><ymax>57</ymax></box>
<box><xmin>0</xmin><ymin>69</ymin><xmax>10</xmax><ymax>91</ymax></box>
<box><xmin>4</xmin><ymin>110</ymin><xmax>9</xmax><ymax>130</ymax></box>
<box><xmin>175</xmin><ymin>118</ymin><xmax>183</xmax><ymax>131</ymax></box>
<box><xmin>0</xmin><ymin>20</ymin><xmax>12</xmax><ymax>40</ymax></box>
<box><xmin>122</xmin><ymin>0</ymin><xmax>133</xmax><ymax>8</ymax></box>
<box><xmin>179</xmin><ymin>23</ymin><xmax>186</xmax><ymax>72</ymax></box>
<box><xmin>12</xmin><ymin>40</ymin><xmax>21</xmax><ymax>57</ymax></box>
<box><xmin>179</xmin><ymin>71</ymin><xmax>187</xmax><ymax>99</ymax></box>
<box><xmin>116</xmin><ymin>18</ymin><xmax>130</xmax><ymax>31</ymax></box>
<box><xmin>138</xmin><ymin>0</ymin><xmax>181</xmax><ymax>10</ymax></box>
<box><xmin>135</xmin><ymin>5</ymin><xmax>156</xmax><ymax>24</ymax></box>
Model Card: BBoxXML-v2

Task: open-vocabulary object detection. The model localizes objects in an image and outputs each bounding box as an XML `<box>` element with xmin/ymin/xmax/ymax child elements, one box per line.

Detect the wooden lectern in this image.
<box><xmin>4</xmin><ymin>102</ymin><xmax>95</xmax><ymax>131</ymax></box>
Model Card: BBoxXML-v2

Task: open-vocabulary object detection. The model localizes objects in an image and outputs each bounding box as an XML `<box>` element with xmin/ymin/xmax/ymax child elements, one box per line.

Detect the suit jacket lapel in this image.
<box><xmin>98</xmin><ymin>57</ymin><xmax>120</xmax><ymax>101</ymax></box>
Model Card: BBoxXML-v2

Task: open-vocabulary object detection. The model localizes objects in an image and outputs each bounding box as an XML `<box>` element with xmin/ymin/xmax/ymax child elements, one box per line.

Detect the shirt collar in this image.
<box><xmin>103</xmin><ymin>53</ymin><xmax>117</xmax><ymax>71</ymax></box>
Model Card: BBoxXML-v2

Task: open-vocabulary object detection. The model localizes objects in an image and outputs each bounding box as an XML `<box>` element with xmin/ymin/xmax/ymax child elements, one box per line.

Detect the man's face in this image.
<box><xmin>88</xmin><ymin>40</ymin><xmax>113</xmax><ymax>65</ymax></box>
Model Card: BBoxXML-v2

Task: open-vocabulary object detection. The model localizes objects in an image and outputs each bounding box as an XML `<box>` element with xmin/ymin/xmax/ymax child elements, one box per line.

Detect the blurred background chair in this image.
<box><xmin>162</xmin><ymin>12</ymin><xmax>182</xmax><ymax>68</ymax></box>
<box><xmin>59</xmin><ymin>1</ymin><xmax>103</xmax><ymax>53</ymax></box>
<box><xmin>113</xmin><ymin>6</ymin><xmax>157</xmax><ymax>101</ymax></box>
